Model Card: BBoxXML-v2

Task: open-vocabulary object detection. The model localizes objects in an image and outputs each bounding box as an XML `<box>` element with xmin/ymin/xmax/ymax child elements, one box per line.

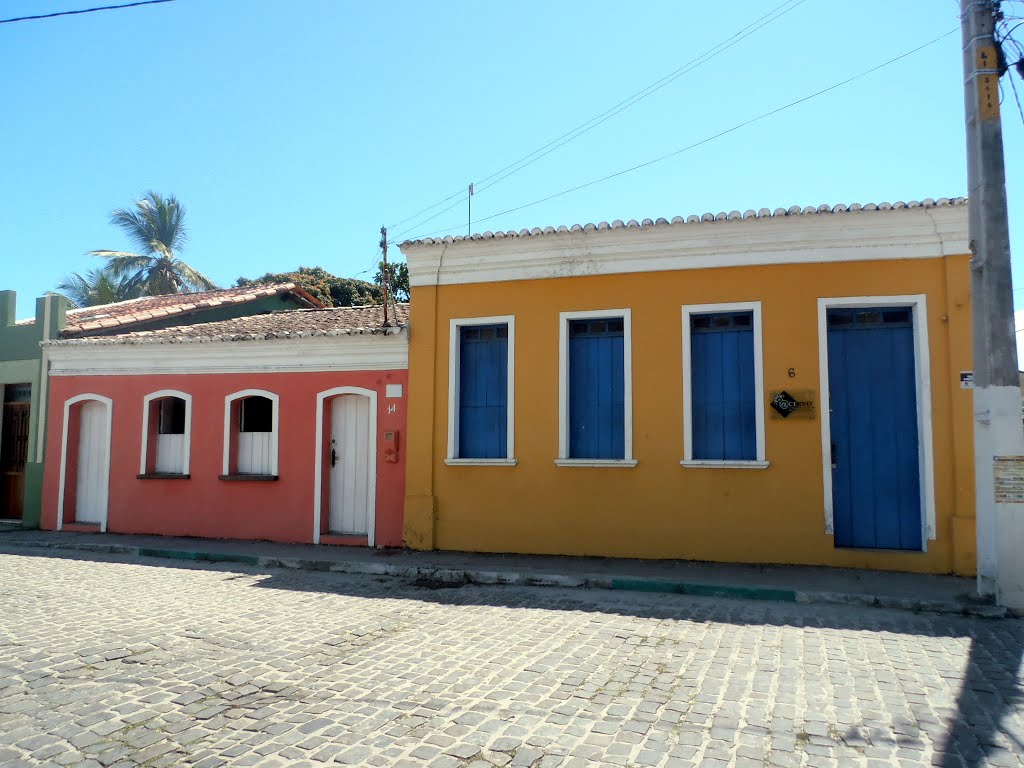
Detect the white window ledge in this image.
<box><xmin>445</xmin><ymin>458</ymin><xmax>518</xmax><ymax>466</ymax></box>
<box><xmin>680</xmin><ymin>460</ymin><xmax>770</xmax><ymax>469</ymax></box>
<box><xmin>555</xmin><ymin>459</ymin><xmax>638</xmax><ymax>468</ymax></box>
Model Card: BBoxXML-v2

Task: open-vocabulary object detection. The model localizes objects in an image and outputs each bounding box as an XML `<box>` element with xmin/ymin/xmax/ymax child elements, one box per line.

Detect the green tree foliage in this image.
<box><xmin>236</xmin><ymin>266</ymin><xmax>382</xmax><ymax>308</ymax></box>
<box><xmin>55</xmin><ymin>266</ymin><xmax>141</xmax><ymax>308</ymax></box>
<box><xmin>375</xmin><ymin>261</ymin><xmax>410</xmax><ymax>303</ymax></box>
<box><xmin>89</xmin><ymin>191</ymin><xmax>217</xmax><ymax>296</ymax></box>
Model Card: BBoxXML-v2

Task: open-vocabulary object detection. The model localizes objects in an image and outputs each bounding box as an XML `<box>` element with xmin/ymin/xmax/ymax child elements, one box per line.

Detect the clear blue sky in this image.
<box><xmin>2</xmin><ymin>0</ymin><xmax>1022</xmax><ymax>322</ymax></box>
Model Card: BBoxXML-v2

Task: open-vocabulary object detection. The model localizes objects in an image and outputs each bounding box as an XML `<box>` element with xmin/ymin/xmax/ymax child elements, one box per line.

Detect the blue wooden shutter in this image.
<box><xmin>458</xmin><ymin>324</ymin><xmax>508</xmax><ymax>458</ymax></box>
<box><xmin>690</xmin><ymin>312</ymin><xmax>756</xmax><ymax>460</ymax></box>
<box><xmin>569</xmin><ymin>318</ymin><xmax>625</xmax><ymax>459</ymax></box>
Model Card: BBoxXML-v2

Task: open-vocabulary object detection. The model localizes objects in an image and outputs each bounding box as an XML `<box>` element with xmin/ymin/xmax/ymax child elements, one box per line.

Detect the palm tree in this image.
<box><xmin>89</xmin><ymin>191</ymin><xmax>217</xmax><ymax>296</ymax></box>
<box><xmin>55</xmin><ymin>266</ymin><xmax>141</xmax><ymax>308</ymax></box>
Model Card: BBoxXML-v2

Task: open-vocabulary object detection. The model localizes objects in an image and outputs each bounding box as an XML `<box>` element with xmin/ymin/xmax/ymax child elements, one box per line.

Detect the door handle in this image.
<box><xmin>830</xmin><ymin>442</ymin><xmax>837</xmax><ymax>470</ymax></box>
<box><xmin>331</xmin><ymin>448</ymin><xmax>338</xmax><ymax>468</ymax></box>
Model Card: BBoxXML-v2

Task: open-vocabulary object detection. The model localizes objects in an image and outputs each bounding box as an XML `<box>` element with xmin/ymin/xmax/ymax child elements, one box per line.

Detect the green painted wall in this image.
<box><xmin>0</xmin><ymin>291</ymin><xmax>69</xmax><ymax>527</ymax></box>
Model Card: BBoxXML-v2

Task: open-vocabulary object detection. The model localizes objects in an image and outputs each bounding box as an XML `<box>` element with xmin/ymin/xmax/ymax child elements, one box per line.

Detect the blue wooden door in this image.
<box><xmin>827</xmin><ymin>307</ymin><xmax>921</xmax><ymax>550</ymax></box>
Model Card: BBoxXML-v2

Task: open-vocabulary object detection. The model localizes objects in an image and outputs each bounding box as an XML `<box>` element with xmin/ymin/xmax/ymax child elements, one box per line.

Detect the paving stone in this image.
<box><xmin>0</xmin><ymin>549</ymin><xmax>1021</xmax><ymax>768</ymax></box>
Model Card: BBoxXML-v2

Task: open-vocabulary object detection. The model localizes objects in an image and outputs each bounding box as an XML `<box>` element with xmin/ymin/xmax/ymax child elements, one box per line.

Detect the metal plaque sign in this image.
<box><xmin>769</xmin><ymin>390</ymin><xmax>816</xmax><ymax>419</ymax></box>
<box><xmin>994</xmin><ymin>456</ymin><xmax>1024</xmax><ymax>503</ymax></box>
<box><xmin>960</xmin><ymin>371</ymin><xmax>974</xmax><ymax>389</ymax></box>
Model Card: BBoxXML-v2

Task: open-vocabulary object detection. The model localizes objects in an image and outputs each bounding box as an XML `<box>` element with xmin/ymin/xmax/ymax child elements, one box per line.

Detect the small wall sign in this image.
<box><xmin>960</xmin><ymin>371</ymin><xmax>974</xmax><ymax>389</ymax></box>
<box><xmin>769</xmin><ymin>390</ymin><xmax>816</xmax><ymax>420</ymax></box>
<box><xmin>994</xmin><ymin>456</ymin><xmax>1024</xmax><ymax>503</ymax></box>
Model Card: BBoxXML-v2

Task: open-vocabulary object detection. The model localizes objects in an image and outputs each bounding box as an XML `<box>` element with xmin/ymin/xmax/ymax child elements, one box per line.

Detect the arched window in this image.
<box><xmin>222</xmin><ymin>390</ymin><xmax>279</xmax><ymax>479</ymax></box>
<box><xmin>139</xmin><ymin>391</ymin><xmax>192</xmax><ymax>478</ymax></box>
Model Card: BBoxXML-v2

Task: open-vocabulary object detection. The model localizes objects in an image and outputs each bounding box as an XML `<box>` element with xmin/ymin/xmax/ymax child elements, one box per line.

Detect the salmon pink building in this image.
<box><xmin>40</xmin><ymin>305</ymin><xmax>409</xmax><ymax>546</ymax></box>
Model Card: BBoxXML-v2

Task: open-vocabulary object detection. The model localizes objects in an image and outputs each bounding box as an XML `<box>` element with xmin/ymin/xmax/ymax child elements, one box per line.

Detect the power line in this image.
<box><xmin>470</xmin><ymin>0</ymin><xmax>811</xmax><ymax>197</ymax></box>
<box><xmin>397</xmin><ymin>28</ymin><xmax>958</xmax><ymax>244</ymax></box>
<box><xmin>0</xmin><ymin>0</ymin><xmax>173</xmax><ymax>24</ymax></box>
<box><xmin>388</xmin><ymin>0</ymin><xmax>810</xmax><ymax>237</ymax></box>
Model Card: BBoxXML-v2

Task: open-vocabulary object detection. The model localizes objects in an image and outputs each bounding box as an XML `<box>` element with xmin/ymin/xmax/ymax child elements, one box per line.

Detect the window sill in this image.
<box><xmin>444</xmin><ymin>458</ymin><xmax>518</xmax><ymax>466</ymax></box>
<box><xmin>137</xmin><ymin>473</ymin><xmax>190</xmax><ymax>480</ymax></box>
<box><xmin>680</xmin><ymin>460</ymin><xmax>770</xmax><ymax>469</ymax></box>
<box><xmin>555</xmin><ymin>459</ymin><xmax>638</xmax><ymax>468</ymax></box>
<box><xmin>218</xmin><ymin>474</ymin><xmax>279</xmax><ymax>482</ymax></box>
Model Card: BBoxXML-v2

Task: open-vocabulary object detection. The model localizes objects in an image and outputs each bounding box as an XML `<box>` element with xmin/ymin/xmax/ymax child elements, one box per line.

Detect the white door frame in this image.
<box><xmin>817</xmin><ymin>295</ymin><xmax>935</xmax><ymax>548</ymax></box>
<box><xmin>57</xmin><ymin>393</ymin><xmax>113</xmax><ymax>532</ymax></box>
<box><xmin>312</xmin><ymin>386</ymin><xmax>377</xmax><ymax>545</ymax></box>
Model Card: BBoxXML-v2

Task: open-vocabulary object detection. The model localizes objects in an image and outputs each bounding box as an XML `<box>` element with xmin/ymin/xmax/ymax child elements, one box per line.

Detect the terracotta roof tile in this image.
<box><xmin>36</xmin><ymin>283</ymin><xmax>323</xmax><ymax>336</ymax></box>
<box><xmin>400</xmin><ymin>197</ymin><xmax>968</xmax><ymax>246</ymax></box>
<box><xmin>45</xmin><ymin>303</ymin><xmax>409</xmax><ymax>347</ymax></box>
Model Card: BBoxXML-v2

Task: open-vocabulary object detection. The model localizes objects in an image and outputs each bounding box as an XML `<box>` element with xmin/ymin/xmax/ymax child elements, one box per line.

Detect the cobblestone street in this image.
<box><xmin>0</xmin><ymin>549</ymin><xmax>1022</xmax><ymax>768</ymax></box>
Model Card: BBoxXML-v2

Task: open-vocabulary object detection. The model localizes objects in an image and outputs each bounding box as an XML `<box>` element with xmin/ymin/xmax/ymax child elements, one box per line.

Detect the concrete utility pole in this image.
<box><xmin>380</xmin><ymin>226</ymin><xmax>391</xmax><ymax>328</ymax></box>
<box><xmin>961</xmin><ymin>0</ymin><xmax>1024</xmax><ymax>608</ymax></box>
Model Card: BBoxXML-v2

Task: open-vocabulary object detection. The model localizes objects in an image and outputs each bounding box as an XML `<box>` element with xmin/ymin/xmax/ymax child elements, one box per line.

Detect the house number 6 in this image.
<box><xmin>788</xmin><ymin>368</ymin><xmax>796</xmax><ymax>378</ymax></box>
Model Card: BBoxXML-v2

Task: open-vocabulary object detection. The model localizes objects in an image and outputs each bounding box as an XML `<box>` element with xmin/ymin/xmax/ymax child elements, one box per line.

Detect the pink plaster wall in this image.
<box><xmin>41</xmin><ymin>370</ymin><xmax>408</xmax><ymax>546</ymax></box>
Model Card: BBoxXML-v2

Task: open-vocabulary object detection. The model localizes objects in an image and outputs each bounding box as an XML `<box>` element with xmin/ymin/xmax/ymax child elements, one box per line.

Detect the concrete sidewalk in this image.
<box><xmin>0</xmin><ymin>528</ymin><xmax>1006</xmax><ymax>617</ymax></box>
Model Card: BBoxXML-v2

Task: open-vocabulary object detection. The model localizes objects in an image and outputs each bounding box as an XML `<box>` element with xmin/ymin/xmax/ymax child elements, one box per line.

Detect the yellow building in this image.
<box><xmin>400</xmin><ymin>199</ymin><xmax>975</xmax><ymax>576</ymax></box>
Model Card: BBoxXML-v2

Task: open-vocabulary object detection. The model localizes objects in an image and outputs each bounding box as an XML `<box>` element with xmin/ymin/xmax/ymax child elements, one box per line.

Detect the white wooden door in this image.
<box><xmin>75</xmin><ymin>401</ymin><xmax>108</xmax><ymax>524</ymax></box>
<box><xmin>328</xmin><ymin>395</ymin><xmax>372</xmax><ymax>535</ymax></box>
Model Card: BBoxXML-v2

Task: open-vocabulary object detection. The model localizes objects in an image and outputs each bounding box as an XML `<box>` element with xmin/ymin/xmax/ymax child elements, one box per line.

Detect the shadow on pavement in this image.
<box><xmin>2</xmin><ymin>545</ymin><xmax>1023</xmax><ymax>766</ymax></box>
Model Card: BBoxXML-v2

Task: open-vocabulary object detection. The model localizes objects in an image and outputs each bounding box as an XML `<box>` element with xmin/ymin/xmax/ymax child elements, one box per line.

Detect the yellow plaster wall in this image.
<box><xmin>404</xmin><ymin>255</ymin><xmax>975</xmax><ymax>575</ymax></box>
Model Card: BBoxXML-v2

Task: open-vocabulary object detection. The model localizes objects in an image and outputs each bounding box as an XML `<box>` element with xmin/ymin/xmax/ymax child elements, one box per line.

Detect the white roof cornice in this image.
<box><xmin>400</xmin><ymin>198</ymin><xmax>968</xmax><ymax>288</ymax></box>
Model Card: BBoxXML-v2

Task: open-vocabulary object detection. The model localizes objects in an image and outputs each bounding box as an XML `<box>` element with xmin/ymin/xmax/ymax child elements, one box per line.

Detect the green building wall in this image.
<box><xmin>0</xmin><ymin>291</ymin><xmax>70</xmax><ymax>528</ymax></box>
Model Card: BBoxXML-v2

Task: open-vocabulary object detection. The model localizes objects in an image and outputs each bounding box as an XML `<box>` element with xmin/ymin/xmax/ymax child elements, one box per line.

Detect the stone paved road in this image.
<box><xmin>0</xmin><ymin>549</ymin><xmax>1022</xmax><ymax>768</ymax></box>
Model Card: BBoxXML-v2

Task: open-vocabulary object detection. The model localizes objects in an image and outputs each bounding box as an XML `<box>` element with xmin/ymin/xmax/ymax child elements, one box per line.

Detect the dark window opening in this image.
<box><xmin>157</xmin><ymin>397</ymin><xmax>186</xmax><ymax>435</ymax></box>
<box><xmin>240</xmin><ymin>396</ymin><xmax>273</xmax><ymax>433</ymax></box>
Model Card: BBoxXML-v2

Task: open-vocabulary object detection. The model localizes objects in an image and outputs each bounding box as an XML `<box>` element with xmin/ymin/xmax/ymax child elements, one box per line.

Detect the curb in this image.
<box><xmin>0</xmin><ymin>538</ymin><xmax>1008</xmax><ymax>618</ymax></box>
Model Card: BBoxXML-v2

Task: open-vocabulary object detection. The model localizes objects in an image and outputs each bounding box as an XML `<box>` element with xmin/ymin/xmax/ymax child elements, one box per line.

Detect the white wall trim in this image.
<box><xmin>402</xmin><ymin>205</ymin><xmax>968</xmax><ymax>287</ymax></box>
<box><xmin>817</xmin><ymin>295</ymin><xmax>935</xmax><ymax>546</ymax></box>
<box><xmin>46</xmin><ymin>335</ymin><xmax>408</xmax><ymax>377</ymax></box>
<box><xmin>554</xmin><ymin>459</ymin><xmax>638</xmax><ymax>468</ymax></box>
<box><xmin>139</xmin><ymin>390</ymin><xmax>193</xmax><ymax>475</ymax></box>
<box><xmin>447</xmin><ymin>315</ymin><xmax>516</xmax><ymax>461</ymax></box>
<box><xmin>56</xmin><ymin>393</ymin><xmax>113</xmax><ymax>533</ymax></box>
<box><xmin>681</xmin><ymin>302</ymin><xmax>766</xmax><ymax>464</ymax></box>
<box><xmin>445</xmin><ymin>458</ymin><xmax>518</xmax><ymax>466</ymax></box>
<box><xmin>222</xmin><ymin>389</ymin><xmax>279</xmax><ymax>477</ymax></box>
<box><xmin>36</xmin><ymin>295</ymin><xmax>54</xmax><ymax>464</ymax></box>
<box><xmin>312</xmin><ymin>386</ymin><xmax>377</xmax><ymax>546</ymax></box>
<box><xmin>558</xmin><ymin>308</ymin><xmax>633</xmax><ymax>462</ymax></box>
<box><xmin>680</xmin><ymin>460</ymin><xmax>770</xmax><ymax>469</ymax></box>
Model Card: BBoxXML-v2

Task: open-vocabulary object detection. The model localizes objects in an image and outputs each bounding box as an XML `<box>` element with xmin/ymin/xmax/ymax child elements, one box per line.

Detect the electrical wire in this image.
<box><xmin>396</xmin><ymin>27</ymin><xmax>959</xmax><ymax>244</ymax></box>
<box><xmin>387</xmin><ymin>0</ymin><xmax>810</xmax><ymax>238</ymax></box>
<box><xmin>1008</xmin><ymin>69</ymin><xmax>1024</xmax><ymax>124</ymax></box>
<box><xmin>469</xmin><ymin>0</ymin><xmax>811</xmax><ymax>197</ymax></box>
<box><xmin>0</xmin><ymin>0</ymin><xmax>173</xmax><ymax>24</ymax></box>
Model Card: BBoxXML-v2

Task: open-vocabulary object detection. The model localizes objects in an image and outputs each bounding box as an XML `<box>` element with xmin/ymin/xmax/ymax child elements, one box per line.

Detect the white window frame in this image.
<box><xmin>223</xmin><ymin>389</ymin><xmax>280</xmax><ymax>477</ymax></box>
<box><xmin>445</xmin><ymin>315</ymin><xmax>517</xmax><ymax>466</ymax></box>
<box><xmin>139</xmin><ymin>390</ymin><xmax>192</xmax><ymax>476</ymax></box>
<box><xmin>556</xmin><ymin>308</ymin><xmax>636</xmax><ymax>467</ymax></box>
<box><xmin>817</xmin><ymin>295</ymin><xmax>935</xmax><ymax>547</ymax></box>
<box><xmin>681</xmin><ymin>302</ymin><xmax>768</xmax><ymax>469</ymax></box>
